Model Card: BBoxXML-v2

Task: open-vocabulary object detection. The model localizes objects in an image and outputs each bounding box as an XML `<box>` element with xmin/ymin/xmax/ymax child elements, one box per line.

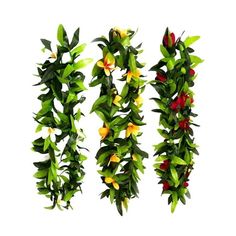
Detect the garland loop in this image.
<box><xmin>150</xmin><ymin>28</ymin><xmax>203</xmax><ymax>212</ymax></box>
<box><xmin>90</xmin><ymin>27</ymin><xmax>148</xmax><ymax>215</ymax></box>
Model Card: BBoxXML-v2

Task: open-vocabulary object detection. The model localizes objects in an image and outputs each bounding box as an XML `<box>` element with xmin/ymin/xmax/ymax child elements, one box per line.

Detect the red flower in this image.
<box><xmin>183</xmin><ymin>182</ymin><xmax>189</xmax><ymax>188</ymax></box>
<box><xmin>189</xmin><ymin>68</ymin><xmax>195</xmax><ymax>76</ymax></box>
<box><xmin>156</xmin><ymin>72</ymin><xmax>167</xmax><ymax>82</ymax></box>
<box><xmin>170</xmin><ymin>93</ymin><xmax>194</xmax><ymax>112</ymax></box>
<box><xmin>163</xmin><ymin>181</ymin><xmax>170</xmax><ymax>191</ymax></box>
<box><xmin>160</xmin><ymin>160</ymin><xmax>170</xmax><ymax>171</ymax></box>
<box><xmin>179</xmin><ymin>118</ymin><xmax>190</xmax><ymax>130</ymax></box>
<box><xmin>163</xmin><ymin>32</ymin><xmax>175</xmax><ymax>48</ymax></box>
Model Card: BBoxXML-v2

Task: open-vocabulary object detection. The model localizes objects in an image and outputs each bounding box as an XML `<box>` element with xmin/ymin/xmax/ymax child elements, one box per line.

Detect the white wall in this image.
<box><xmin>0</xmin><ymin>0</ymin><xmax>235</xmax><ymax>235</ymax></box>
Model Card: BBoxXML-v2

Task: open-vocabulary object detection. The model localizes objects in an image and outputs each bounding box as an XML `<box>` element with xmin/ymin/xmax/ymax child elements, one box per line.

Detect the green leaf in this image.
<box><xmin>170</xmin><ymin>165</ymin><xmax>179</xmax><ymax>187</ymax></box>
<box><xmin>34</xmin><ymin>169</ymin><xmax>48</xmax><ymax>178</ymax></box>
<box><xmin>57</xmin><ymin>24</ymin><xmax>68</xmax><ymax>47</ymax></box>
<box><xmin>184</xmin><ymin>36</ymin><xmax>200</xmax><ymax>48</ymax></box>
<box><xmin>50</xmin><ymin>142</ymin><xmax>60</xmax><ymax>152</ymax></box>
<box><xmin>64</xmin><ymin>190</ymin><xmax>75</xmax><ymax>202</ymax></box>
<box><xmin>160</xmin><ymin>44</ymin><xmax>170</xmax><ymax>57</ymax></box>
<box><xmin>167</xmin><ymin>58</ymin><xmax>175</xmax><ymax>70</ymax></box>
<box><xmin>70</xmin><ymin>27</ymin><xmax>80</xmax><ymax>49</ymax></box>
<box><xmin>172</xmin><ymin>156</ymin><xmax>187</xmax><ymax>165</ymax></box>
<box><xmin>70</xmin><ymin>115</ymin><xmax>77</xmax><ymax>133</ymax></box>
<box><xmin>41</xmin><ymin>39</ymin><xmax>51</xmax><ymax>51</ymax></box>
<box><xmin>95</xmin><ymin>110</ymin><xmax>107</xmax><ymax>122</ymax></box>
<box><xmin>133</xmin><ymin>155</ymin><xmax>144</xmax><ymax>174</ymax></box>
<box><xmin>168</xmin><ymin>80</ymin><xmax>176</xmax><ymax>94</ymax></box>
<box><xmin>60</xmin><ymin>175</ymin><xmax>69</xmax><ymax>183</ymax></box>
<box><xmin>74</xmin><ymin>58</ymin><xmax>93</xmax><ymax>70</ymax></box>
<box><xmin>128</xmin><ymin>53</ymin><xmax>137</xmax><ymax>73</ymax></box>
<box><xmin>109</xmin><ymin>188</ymin><xmax>115</xmax><ymax>203</ymax></box>
<box><xmin>75</xmin><ymin>80</ymin><xmax>87</xmax><ymax>90</ymax></box>
<box><xmin>47</xmin><ymin>168</ymin><xmax>54</xmax><ymax>185</ymax></box>
<box><xmin>171</xmin><ymin>192</ymin><xmax>178</xmax><ymax>213</ymax></box>
<box><xmin>157</xmin><ymin>129</ymin><xmax>169</xmax><ymax>139</ymax></box>
<box><xmin>184</xmin><ymin>148</ymin><xmax>191</xmax><ymax>164</ymax></box>
<box><xmin>36</xmin><ymin>99</ymin><xmax>52</xmax><ymax>119</ymax></box>
<box><xmin>90</xmin><ymin>95</ymin><xmax>108</xmax><ymax>113</ymax></box>
<box><xmin>62</xmin><ymin>64</ymin><xmax>74</xmax><ymax>79</ymax></box>
<box><xmin>79</xmin><ymin>154</ymin><xmax>87</xmax><ymax>161</ymax></box>
<box><xmin>71</xmin><ymin>43</ymin><xmax>86</xmax><ymax>56</ymax></box>
<box><xmin>91</xmin><ymin>64</ymin><xmax>102</xmax><ymax>78</ymax></box>
<box><xmin>121</xmin><ymin>83</ymin><xmax>129</xmax><ymax>97</ymax></box>
<box><xmin>97</xmin><ymin>150</ymin><xmax>113</xmax><ymax>165</ymax></box>
<box><xmin>35</xmin><ymin>124</ymin><xmax>43</xmax><ymax>133</ymax></box>
<box><xmin>66</xmin><ymin>92</ymin><xmax>76</xmax><ymax>103</ymax></box>
<box><xmin>75</xmin><ymin>109</ymin><xmax>81</xmax><ymax>121</ymax></box>
<box><xmin>190</xmin><ymin>55</ymin><xmax>204</xmax><ymax>67</ymax></box>
<box><xmin>43</xmin><ymin>137</ymin><xmax>50</xmax><ymax>151</ymax></box>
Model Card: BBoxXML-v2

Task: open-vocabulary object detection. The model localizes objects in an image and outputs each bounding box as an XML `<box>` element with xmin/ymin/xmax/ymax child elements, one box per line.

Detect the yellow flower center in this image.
<box><xmin>48</xmin><ymin>127</ymin><xmax>55</xmax><ymax>135</ymax></box>
<box><xmin>97</xmin><ymin>53</ymin><xmax>115</xmax><ymax>76</ymax></box>
<box><xmin>50</xmin><ymin>52</ymin><xmax>57</xmax><ymax>59</ymax></box>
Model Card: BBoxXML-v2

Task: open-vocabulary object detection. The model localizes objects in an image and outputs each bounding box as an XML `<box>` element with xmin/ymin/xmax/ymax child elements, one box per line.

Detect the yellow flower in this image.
<box><xmin>110</xmin><ymin>154</ymin><xmax>121</xmax><ymax>163</ymax></box>
<box><xmin>126</xmin><ymin>123</ymin><xmax>140</xmax><ymax>138</ymax></box>
<box><xmin>113</xmin><ymin>27</ymin><xmax>128</xmax><ymax>38</ymax></box>
<box><xmin>98</xmin><ymin>125</ymin><xmax>110</xmax><ymax>140</ymax></box>
<box><xmin>124</xmin><ymin>69</ymin><xmax>141</xmax><ymax>83</ymax></box>
<box><xmin>105</xmin><ymin>177</ymin><xmax>119</xmax><ymax>190</ymax></box>
<box><xmin>134</xmin><ymin>95</ymin><xmax>143</xmax><ymax>107</ymax></box>
<box><xmin>97</xmin><ymin>52</ymin><xmax>115</xmax><ymax>76</ymax></box>
<box><xmin>112</xmin><ymin>182</ymin><xmax>119</xmax><ymax>190</ymax></box>
<box><xmin>113</xmin><ymin>95</ymin><xmax>122</xmax><ymax>107</ymax></box>
<box><xmin>132</xmin><ymin>154</ymin><xmax>138</xmax><ymax>161</ymax></box>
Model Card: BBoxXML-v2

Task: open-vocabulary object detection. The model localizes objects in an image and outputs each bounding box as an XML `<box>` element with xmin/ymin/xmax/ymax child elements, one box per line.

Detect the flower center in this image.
<box><xmin>48</xmin><ymin>127</ymin><xmax>55</xmax><ymax>135</ymax></box>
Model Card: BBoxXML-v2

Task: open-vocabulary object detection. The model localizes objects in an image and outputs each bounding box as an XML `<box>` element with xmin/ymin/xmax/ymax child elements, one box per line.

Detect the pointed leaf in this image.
<box><xmin>184</xmin><ymin>36</ymin><xmax>200</xmax><ymax>48</ymax></box>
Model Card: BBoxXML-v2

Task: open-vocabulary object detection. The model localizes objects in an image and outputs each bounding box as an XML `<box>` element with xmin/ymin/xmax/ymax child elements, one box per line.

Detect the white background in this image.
<box><xmin>0</xmin><ymin>0</ymin><xmax>235</xmax><ymax>235</ymax></box>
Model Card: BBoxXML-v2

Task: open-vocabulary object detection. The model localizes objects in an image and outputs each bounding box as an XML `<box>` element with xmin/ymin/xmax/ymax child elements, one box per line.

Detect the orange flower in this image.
<box><xmin>97</xmin><ymin>52</ymin><xmax>115</xmax><ymax>76</ymax></box>
<box><xmin>126</xmin><ymin>122</ymin><xmax>140</xmax><ymax>138</ymax></box>
<box><xmin>109</xmin><ymin>154</ymin><xmax>120</xmax><ymax>164</ymax></box>
<box><xmin>124</xmin><ymin>69</ymin><xmax>141</xmax><ymax>83</ymax></box>
<box><xmin>98</xmin><ymin>124</ymin><xmax>110</xmax><ymax>140</ymax></box>
<box><xmin>105</xmin><ymin>177</ymin><xmax>119</xmax><ymax>190</ymax></box>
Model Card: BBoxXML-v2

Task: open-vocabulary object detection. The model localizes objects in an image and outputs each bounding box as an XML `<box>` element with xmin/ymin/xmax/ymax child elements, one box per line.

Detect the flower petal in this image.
<box><xmin>50</xmin><ymin>134</ymin><xmax>56</xmax><ymax>142</ymax></box>
<box><xmin>97</xmin><ymin>61</ymin><xmax>104</xmax><ymax>68</ymax></box>
<box><xmin>105</xmin><ymin>177</ymin><xmax>114</xmax><ymax>184</ymax></box>
<box><xmin>104</xmin><ymin>68</ymin><xmax>111</xmax><ymax>76</ymax></box>
<box><xmin>112</xmin><ymin>182</ymin><xmax>119</xmax><ymax>190</ymax></box>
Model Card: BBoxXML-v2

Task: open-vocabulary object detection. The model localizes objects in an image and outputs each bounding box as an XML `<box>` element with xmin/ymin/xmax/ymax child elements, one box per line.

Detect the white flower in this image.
<box><xmin>42</xmin><ymin>127</ymin><xmax>61</xmax><ymax>142</ymax></box>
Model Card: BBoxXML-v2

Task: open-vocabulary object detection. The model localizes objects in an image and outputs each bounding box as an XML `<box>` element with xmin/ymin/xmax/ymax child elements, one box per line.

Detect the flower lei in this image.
<box><xmin>150</xmin><ymin>28</ymin><xmax>203</xmax><ymax>212</ymax></box>
<box><xmin>32</xmin><ymin>25</ymin><xmax>92</xmax><ymax>209</ymax></box>
<box><xmin>90</xmin><ymin>27</ymin><xmax>148</xmax><ymax>215</ymax></box>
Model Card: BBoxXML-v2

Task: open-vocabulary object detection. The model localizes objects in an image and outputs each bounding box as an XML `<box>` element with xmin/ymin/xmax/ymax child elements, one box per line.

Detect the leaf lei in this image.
<box><xmin>90</xmin><ymin>27</ymin><xmax>148</xmax><ymax>215</ymax></box>
<box><xmin>32</xmin><ymin>25</ymin><xmax>92</xmax><ymax>209</ymax></box>
<box><xmin>150</xmin><ymin>28</ymin><xmax>203</xmax><ymax>212</ymax></box>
